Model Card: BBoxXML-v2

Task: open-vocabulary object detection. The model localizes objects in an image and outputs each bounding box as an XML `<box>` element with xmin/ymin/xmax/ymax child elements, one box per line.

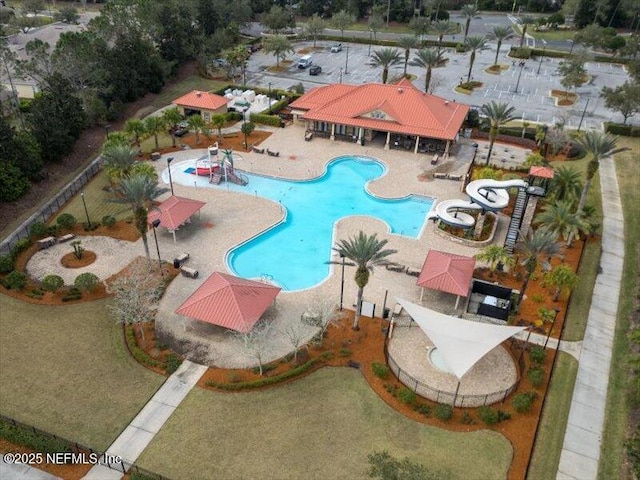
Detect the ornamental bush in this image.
<box><xmin>56</xmin><ymin>213</ymin><xmax>77</xmax><ymax>230</ymax></box>
<box><xmin>29</xmin><ymin>222</ymin><xmax>48</xmax><ymax>239</ymax></box>
<box><xmin>434</xmin><ymin>403</ymin><xmax>453</xmax><ymax>421</ymax></box>
<box><xmin>6</xmin><ymin>271</ymin><xmax>28</xmax><ymax>290</ymax></box>
<box><xmin>0</xmin><ymin>255</ymin><xmax>14</xmax><ymax>274</ymax></box>
<box><xmin>372</xmin><ymin>362</ymin><xmax>390</xmax><ymax>379</ymax></box>
<box><xmin>397</xmin><ymin>387</ymin><xmax>417</xmax><ymax>406</ymax></box>
<box><xmin>478</xmin><ymin>406</ymin><xmax>500</xmax><ymax>425</ymax></box>
<box><xmin>102</xmin><ymin>215</ymin><xmax>117</xmax><ymax>228</ymax></box>
<box><xmin>529</xmin><ymin>346</ymin><xmax>546</xmax><ymax>365</ymax></box>
<box><xmin>41</xmin><ymin>275</ymin><xmax>64</xmax><ymax>292</ymax></box>
<box><xmin>512</xmin><ymin>392</ymin><xmax>537</xmax><ymax>413</ymax></box>
<box><xmin>74</xmin><ymin>272</ymin><xmax>99</xmax><ymax>292</ymax></box>
<box><xmin>528</xmin><ymin>366</ymin><xmax>545</xmax><ymax>388</ymax></box>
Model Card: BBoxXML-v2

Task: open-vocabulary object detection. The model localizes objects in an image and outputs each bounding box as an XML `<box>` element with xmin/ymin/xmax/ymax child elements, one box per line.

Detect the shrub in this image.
<box><xmin>0</xmin><ymin>418</ymin><xmax>72</xmax><ymax>455</ymax></box>
<box><xmin>604</xmin><ymin>122</ymin><xmax>640</xmax><ymax>137</ymax></box>
<box><xmin>339</xmin><ymin>347</ymin><xmax>351</xmax><ymax>357</ymax></box>
<box><xmin>6</xmin><ymin>271</ymin><xmax>28</xmax><ymax>290</ymax></box>
<box><xmin>74</xmin><ymin>272</ymin><xmax>99</xmax><ymax>292</ymax></box>
<box><xmin>478</xmin><ymin>406</ymin><xmax>500</xmax><ymax>425</ymax></box>
<box><xmin>83</xmin><ymin>221</ymin><xmax>100</xmax><ymax>231</ymax></box>
<box><xmin>56</xmin><ymin>213</ymin><xmax>77</xmax><ymax>230</ymax></box>
<box><xmin>164</xmin><ymin>354</ymin><xmax>182</xmax><ymax>375</ymax></box>
<box><xmin>372</xmin><ymin>362</ymin><xmax>390</xmax><ymax>379</ymax></box>
<box><xmin>397</xmin><ymin>387</ymin><xmax>417</xmax><ymax>406</ymax></box>
<box><xmin>455</xmin><ymin>43</ymin><xmax>469</xmax><ymax>53</ymax></box>
<box><xmin>225</xmin><ymin>111</ymin><xmax>242</xmax><ymax>122</ymax></box>
<box><xmin>252</xmin><ymin>363</ymin><xmax>277</xmax><ymax>375</ymax></box>
<box><xmin>102</xmin><ymin>215</ymin><xmax>117</xmax><ymax>227</ymax></box>
<box><xmin>249</xmin><ymin>113</ymin><xmax>282</xmax><ymax>127</ymax></box>
<box><xmin>41</xmin><ymin>275</ymin><xmax>64</xmax><ymax>292</ymax></box>
<box><xmin>462</xmin><ymin>411</ymin><xmax>474</xmax><ymax>424</ymax></box>
<box><xmin>528</xmin><ymin>366</ymin><xmax>545</xmax><ymax>388</ymax></box>
<box><xmin>566</xmin><ymin>141</ymin><xmax>586</xmax><ymax>159</ymax></box>
<box><xmin>509</xmin><ymin>47</ymin><xmax>532</xmax><ymax>59</ymax></box>
<box><xmin>498</xmin><ymin>410</ymin><xmax>511</xmax><ymax>421</ymax></box>
<box><xmin>10</xmin><ymin>238</ymin><xmax>31</xmax><ymax>257</ymax></box>
<box><xmin>547</xmin><ymin>13</ymin><xmax>565</xmax><ymax>24</ymax></box>
<box><xmin>434</xmin><ymin>403</ymin><xmax>453</xmax><ymax>421</ymax></box>
<box><xmin>29</xmin><ymin>222</ymin><xmax>48</xmax><ymax>239</ymax></box>
<box><xmin>529</xmin><ymin>346</ymin><xmax>546</xmax><ymax>365</ymax></box>
<box><xmin>416</xmin><ymin>404</ymin><xmax>431</xmax><ymax>417</ymax></box>
<box><xmin>124</xmin><ymin>326</ymin><xmax>160</xmax><ymax>368</ymax></box>
<box><xmin>206</xmin><ymin>358</ymin><xmax>320</xmax><ymax>390</ymax></box>
<box><xmin>531</xmin><ymin>293</ymin><xmax>545</xmax><ymax>303</ymax></box>
<box><xmin>512</xmin><ymin>392</ymin><xmax>536</xmax><ymax>413</ymax></box>
<box><xmin>0</xmin><ymin>255</ymin><xmax>15</xmax><ymax>274</ymax></box>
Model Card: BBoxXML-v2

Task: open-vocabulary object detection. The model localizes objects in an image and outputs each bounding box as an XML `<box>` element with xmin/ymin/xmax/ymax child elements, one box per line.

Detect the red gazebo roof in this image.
<box><xmin>417</xmin><ymin>250</ymin><xmax>475</xmax><ymax>297</ymax></box>
<box><xmin>529</xmin><ymin>166</ymin><xmax>555</xmax><ymax>179</ymax></box>
<box><xmin>175</xmin><ymin>272</ymin><xmax>281</xmax><ymax>333</ymax></box>
<box><xmin>147</xmin><ymin>195</ymin><xmax>206</xmax><ymax>231</ymax></box>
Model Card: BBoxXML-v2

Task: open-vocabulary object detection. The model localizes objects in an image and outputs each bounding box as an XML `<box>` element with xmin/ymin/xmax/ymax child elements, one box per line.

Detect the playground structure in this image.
<box><xmin>186</xmin><ymin>144</ymin><xmax>249</xmax><ymax>186</ymax></box>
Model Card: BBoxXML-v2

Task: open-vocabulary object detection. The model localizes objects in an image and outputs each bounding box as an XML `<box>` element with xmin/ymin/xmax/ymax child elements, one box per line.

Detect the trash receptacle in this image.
<box><xmin>173</xmin><ymin>259</ymin><xmax>180</xmax><ymax>269</ymax></box>
<box><xmin>383</xmin><ymin>307</ymin><xmax>390</xmax><ymax>319</ymax></box>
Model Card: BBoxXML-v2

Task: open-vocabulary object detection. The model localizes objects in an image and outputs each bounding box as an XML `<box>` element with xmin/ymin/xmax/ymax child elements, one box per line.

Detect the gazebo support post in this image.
<box><xmin>420</xmin><ymin>287</ymin><xmax>425</xmax><ymax>302</ymax></box>
<box><xmin>454</xmin><ymin>295</ymin><xmax>460</xmax><ymax>310</ymax></box>
<box><xmin>172</xmin><ymin>230</ymin><xmax>176</xmax><ymax>243</ymax></box>
<box><xmin>452</xmin><ymin>381</ymin><xmax>461</xmax><ymax>407</ymax></box>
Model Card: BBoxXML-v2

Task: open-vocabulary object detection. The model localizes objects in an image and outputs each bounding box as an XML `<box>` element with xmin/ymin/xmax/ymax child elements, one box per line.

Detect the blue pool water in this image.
<box><xmin>178</xmin><ymin>156</ymin><xmax>433</xmax><ymax>291</ymax></box>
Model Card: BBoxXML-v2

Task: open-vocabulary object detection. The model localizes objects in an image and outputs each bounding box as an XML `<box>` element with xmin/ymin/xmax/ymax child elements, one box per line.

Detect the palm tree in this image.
<box><xmin>187</xmin><ymin>115</ymin><xmax>206</xmax><ymax>145</ymax></box>
<box><xmin>410</xmin><ymin>48</ymin><xmax>444</xmax><ymax>93</ymax></box>
<box><xmin>542</xmin><ymin>264</ymin><xmax>578</xmax><ymax>301</ymax></box>
<box><xmin>460</xmin><ymin>4</ymin><xmax>479</xmax><ymax>41</ymax></box>
<box><xmin>474</xmin><ymin>245</ymin><xmax>515</xmax><ymax>277</ymax></box>
<box><xmin>534</xmin><ymin>200</ymin><xmax>588</xmax><ymax>247</ymax></box>
<box><xmin>102</xmin><ymin>144</ymin><xmax>136</xmax><ymax>181</ymax></box>
<box><xmin>514</xmin><ymin>229</ymin><xmax>561</xmax><ymax>307</ymax></box>
<box><xmin>162</xmin><ymin>107</ymin><xmax>183</xmax><ymax>147</ymax></box>
<box><xmin>480</xmin><ymin>101</ymin><xmax>517</xmax><ymax>165</ymax></box>
<box><xmin>210</xmin><ymin>113</ymin><xmax>226</xmax><ymax>140</ymax></box>
<box><xmin>465</xmin><ymin>35</ymin><xmax>487</xmax><ymax>82</ymax></box>
<box><xmin>109</xmin><ymin>174</ymin><xmax>169</xmax><ymax>268</ymax></box>
<box><xmin>568</xmin><ymin>131</ymin><xmax>625</xmax><ymax>245</ymax></box>
<box><xmin>124</xmin><ymin>119</ymin><xmax>146</xmax><ymax>147</ymax></box>
<box><xmin>334</xmin><ymin>231</ymin><xmax>397</xmax><ymax>330</ymax></box>
<box><xmin>518</xmin><ymin>16</ymin><xmax>536</xmax><ymax>49</ymax></box>
<box><xmin>489</xmin><ymin>26</ymin><xmax>513</xmax><ymax>66</ymax></box>
<box><xmin>432</xmin><ymin>21</ymin><xmax>456</xmax><ymax>53</ymax></box>
<box><xmin>144</xmin><ymin>116</ymin><xmax>164</xmax><ymax>150</ymax></box>
<box><xmin>548</xmin><ymin>166</ymin><xmax>582</xmax><ymax>205</ymax></box>
<box><xmin>398</xmin><ymin>36</ymin><xmax>418</xmax><ymax>76</ymax></box>
<box><xmin>370</xmin><ymin>48</ymin><xmax>403</xmax><ymax>84</ymax></box>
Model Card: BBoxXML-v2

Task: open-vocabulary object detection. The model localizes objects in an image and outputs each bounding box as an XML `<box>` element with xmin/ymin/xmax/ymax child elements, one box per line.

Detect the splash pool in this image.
<box><xmin>170</xmin><ymin>155</ymin><xmax>433</xmax><ymax>291</ymax></box>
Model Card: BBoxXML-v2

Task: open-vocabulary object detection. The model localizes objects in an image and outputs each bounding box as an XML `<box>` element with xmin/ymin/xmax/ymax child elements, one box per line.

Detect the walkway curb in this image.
<box><xmin>556</xmin><ymin>157</ymin><xmax>624</xmax><ymax>480</ymax></box>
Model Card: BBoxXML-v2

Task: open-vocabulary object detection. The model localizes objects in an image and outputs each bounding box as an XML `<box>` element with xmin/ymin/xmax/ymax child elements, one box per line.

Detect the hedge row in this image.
<box><xmin>316</xmin><ymin>34</ymin><xmax>460</xmax><ymax>51</ymax></box>
<box><xmin>206</xmin><ymin>358</ymin><xmax>321</xmax><ymax>390</ymax></box>
<box><xmin>125</xmin><ymin>326</ymin><xmax>160</xmax><ymax>368</ymax></box>
<box><xmin>249</xmin><ymin>113</ymin><xmax>283</xmax><ymax>127</ymax></box>
<box><xmin>0</xmin><ymin>418</ymin><xmax>72</xmax><ymax>455</ymax></box>
<box><xmin>473</xmin><ymin>130</ymin><xmax>538</xmax><ymax>149</ymax></box>
<box><xmin>604</xmin><ymin>122</ymin><xmax>640</xmax><ymax>137</ymax></box>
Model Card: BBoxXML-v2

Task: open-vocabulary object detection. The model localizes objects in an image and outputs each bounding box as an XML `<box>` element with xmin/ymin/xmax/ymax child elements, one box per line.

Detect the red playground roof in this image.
<box><xmin>175</xmin><ymin>272</ymin><xmax>281</xmax><ymax>333</ymax></box>
<box><xmin>417</xmin><ymin>250</ymin><xmax>475</xmax><ymax>297</ymax></box>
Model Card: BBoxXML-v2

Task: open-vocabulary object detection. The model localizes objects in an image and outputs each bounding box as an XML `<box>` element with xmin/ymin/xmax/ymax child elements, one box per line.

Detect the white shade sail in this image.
<box><xmin>397</xmin><ymin>299</ymin><xmax>526</xmax><ymax>380</ymax></box>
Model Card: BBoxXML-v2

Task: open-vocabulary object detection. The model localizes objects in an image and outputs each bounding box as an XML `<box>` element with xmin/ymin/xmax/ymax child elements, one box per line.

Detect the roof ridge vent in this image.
<box><xmin>444</xmin><ymin>100</ymin><xmax>449</xmax><ymax>105</ymax></box>
<box><xmin>195</xmin><ymin>91</ymin><xmax>202</xmax><ymax>97</ymax></box>
<box><xmin>398</xmin><ymin>88</ymin><xmax>403</xmax><ymax>94</ymax></box>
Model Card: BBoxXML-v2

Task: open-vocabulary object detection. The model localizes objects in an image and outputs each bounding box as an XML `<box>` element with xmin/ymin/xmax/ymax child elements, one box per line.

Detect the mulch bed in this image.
<box><xmin>60</xmin><ymin>251</ymin><xmax>97</xmax><ymax>268</ymax></box>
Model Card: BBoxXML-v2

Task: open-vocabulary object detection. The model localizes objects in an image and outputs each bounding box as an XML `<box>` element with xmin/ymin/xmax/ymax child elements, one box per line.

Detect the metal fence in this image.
<box><xmin>0</xmin><ymin>414</ymin><xmax>171</xmax><ymax>480</ymax></box>
<box><xmin>385</xmin><ymin>317</ymin><xmax>524</xmax><ymax>408</ymax></box>
<box><xmin>0</xmin><ymin>156</ymin><xmax>103</xmax><ymax>255</ymax></box>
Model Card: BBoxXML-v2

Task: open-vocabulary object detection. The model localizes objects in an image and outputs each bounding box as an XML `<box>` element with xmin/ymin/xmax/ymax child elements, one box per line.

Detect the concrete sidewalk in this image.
<box><xmin>82</xmin><ymin>360</ymin><xmax>207</xmax><ymax>480</ymax></box>
<box><xmin>0</xmin><ymin>461</ymin><xmax>61</xmax><ymax>480</ymax></box>
<box><xmin>556</xmin><ymin>157</ymin><xmax>624</xmax><ymax>480</ymax></box>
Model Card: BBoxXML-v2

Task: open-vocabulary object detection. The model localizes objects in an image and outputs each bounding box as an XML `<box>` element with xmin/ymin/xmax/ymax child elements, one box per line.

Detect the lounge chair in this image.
<box><xmin>252</xmin><ymin>146</ymin><xmax>265</xmax><ymax>154</ymax></box>
<box><xmin>267</xmin><ymin>149</ymin><xmax>280</xmax><ymax>157</ymax></box>
<box><xmin>304</xmin><ymin>130</ymin><xmax>313</xmax><ymax>141</ymax></box>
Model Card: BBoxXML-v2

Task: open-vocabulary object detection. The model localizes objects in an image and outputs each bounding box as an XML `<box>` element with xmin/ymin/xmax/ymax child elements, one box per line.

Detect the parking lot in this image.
<box><xmin>246</xmin><ymin>39</ymin><xmax>631</xmax><ymax>129</ymax></box>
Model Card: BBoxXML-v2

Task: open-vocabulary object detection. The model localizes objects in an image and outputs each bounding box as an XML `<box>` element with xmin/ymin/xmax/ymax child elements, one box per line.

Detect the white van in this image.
<box><xmin>297</xmin><ymin>55</ymin><xmax>313</xmax><ymax>69</ymax></box>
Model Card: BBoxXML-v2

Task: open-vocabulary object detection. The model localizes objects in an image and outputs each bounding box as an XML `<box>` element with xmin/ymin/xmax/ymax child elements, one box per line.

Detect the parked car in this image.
<box><xmin>330</xmin><ymin>44</ymin><xmax>343</xmax><ymax>53</ymax></box>
<box><xmin>309</xmin><ymin>65</ymin><xmax>322</xmax><ymax>75</ymax></box>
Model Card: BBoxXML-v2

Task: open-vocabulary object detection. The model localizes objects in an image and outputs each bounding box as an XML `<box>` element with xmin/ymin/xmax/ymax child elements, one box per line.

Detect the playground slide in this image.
<box><xmin>428</xmin><ymin>178</ymin><xmax>527</xmax><ymax>229</ymax></box>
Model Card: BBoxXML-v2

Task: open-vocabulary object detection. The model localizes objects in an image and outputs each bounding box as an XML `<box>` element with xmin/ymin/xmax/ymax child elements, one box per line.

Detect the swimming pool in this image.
<box><xmin>172</xmin><ymin>155</ymin><xmax>433</xmax><ymax>291</ymax></box>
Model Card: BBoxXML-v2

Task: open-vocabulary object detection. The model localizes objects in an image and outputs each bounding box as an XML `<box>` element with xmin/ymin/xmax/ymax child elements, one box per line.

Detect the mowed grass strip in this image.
<box><xmin>0</xmin><ymin>295</ymin><xmax>164</xmax><ymax>451</ymax></box>
<box><xmin>138</xmin><ymin>368</ymin><xmax>512</xmax><ymax>480</ymax></box>
<box><xmin>526</xmin><ymin>352</ymin><xmax>579</xmax><ymax>479</ymax></box>
<box><xmin>599</xmin><ymin>137</ymin><xmax>640</xmax><ymax>479</ymax></box>
<box><xmin>57</xmin><ymin>170</ymin><xmax>133</xmax><ymax>224</ymax></box>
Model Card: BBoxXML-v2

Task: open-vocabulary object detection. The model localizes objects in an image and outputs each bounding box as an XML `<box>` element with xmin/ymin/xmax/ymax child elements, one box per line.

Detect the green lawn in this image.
<box><xmin>599</xmin><ymin>137</ymin><xmax>640</xmax><ymax>479</ymax></box>
<box><xmin>526</xmin><ymin>352</ymin><xmax>579</xmax><ymax>480</ymax></box>
<box><xmin>56</xmin><ymin>170</ymin><xmax>134</xmax><ymax>224</ymax></box>
<box><xmin>138</xmin><ymin>368</ymin><xmax>512</xmax><ymax>480</ymax></box>
<box><xmin>530</xmin><ymin>30</ymin><xmax>576</xmax><ymax>42</ymax></box>
<box><xmin>0</xmin><ymin>295</ymin><xmax>164</xmax><ymax>451</ymax></box>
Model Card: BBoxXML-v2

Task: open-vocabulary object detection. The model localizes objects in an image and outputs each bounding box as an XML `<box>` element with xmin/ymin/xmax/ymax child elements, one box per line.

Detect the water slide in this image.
<box><xmin>428</xmin><ymin>178</ymin><xmax>527</xmax><ymax>229</ymax></box>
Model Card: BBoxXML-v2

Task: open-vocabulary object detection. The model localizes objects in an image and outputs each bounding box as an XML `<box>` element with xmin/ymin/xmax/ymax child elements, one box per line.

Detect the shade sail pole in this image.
<box><xmin>452</xmin><ymin>381</ymin><xmax>461</xmax><ymax>407</ymax></box>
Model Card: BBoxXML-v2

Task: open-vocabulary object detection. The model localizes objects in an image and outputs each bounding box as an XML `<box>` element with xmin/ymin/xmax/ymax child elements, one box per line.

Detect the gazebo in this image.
<box><xmin>416</xmin><ymin>250</ymin><xmax>475</xmax><ymax>309</ymax></box>
<box><xmin>175</xmin><ymin>272</ymin><xmax>281</xmax><ymax>333</ymax></box>
<box><xmin>147</xmin><ymin>195</ymin><xmax>206</xmax><ymax>243</ymax></box>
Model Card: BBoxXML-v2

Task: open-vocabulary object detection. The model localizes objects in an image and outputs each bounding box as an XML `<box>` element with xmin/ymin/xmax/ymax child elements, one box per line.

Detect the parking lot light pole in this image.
<box><xmin>536</xmin><ymin>40</ymin><xmax>547</xmax><ymax>76</ymax></box>
<box><xmin>515</xmin><ymin>61</ymin><xmax>525</xmax><ymax>94</ymax></box>
<box><xmin>339</xmin><ymin>67</ymin><xmax>343</xmax><ymax>84</ymax></box>
<box><xmin>167</xmin><ymin>157</ymin><xmax>174</xmax><ymax>196</ymax></box>
<box><xmin>578</xmin><ymin>96</ymin><xmax>590</xmax><ymax>132</ymax></box>
<box><xmin>151</xmin><ymin>219</ymin><xmax>164</xmax><ymax>278</ymax></box>
<box><xmin>368</xmin><ymin>31</ymin><xmax>372</xmax><ymax>56</ymax></box>
<box><xmin>345</xmin><ymin>46</ymin><xmax>349</xmax><ymax>75</ymax></box>
<box><xmin>268</xmin><ymin>82</ymin><xmax>272</xmax><ymax>115</ymax></box>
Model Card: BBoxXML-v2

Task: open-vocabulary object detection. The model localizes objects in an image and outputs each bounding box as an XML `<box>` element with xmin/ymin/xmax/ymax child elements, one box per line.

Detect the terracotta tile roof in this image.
<box><xmin>289</xmin><ymin>79</ymin><xmax>469</xmax><ymax>141</ymax></box>
<box><xmin>175</xmin><ymin>272</ymin><xmax>281</xmax><ymax>333</ymax></box>
<box><xmin>172</xmin><ymin>90</ymin><xmax>227</xmax><ymax>111</ymax></box>
<box><xmin>529</xmin><ymin>166</ymin><xmax>555</xmax><ymax>179</ymax></box>
<box><xmin>417</xmin><ymin>250</ymin><xmax>475</xmax><ymax>297</ymax></box>
<box><xmin>147</xmin><ymin>195</ymin><xmax>206</xmax><ymax>231</ymax></box>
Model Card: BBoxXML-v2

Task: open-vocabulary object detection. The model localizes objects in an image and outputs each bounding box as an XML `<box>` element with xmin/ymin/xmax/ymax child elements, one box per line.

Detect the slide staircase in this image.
<box><xmin>504</xmin><ymin>188</ymin><xmax>529</xmax><ymax>253</ymax></box>
<box><xmin>428</xmin><ymin>178</ymin><xmax>528</xmax><ymax>229</ymax></box>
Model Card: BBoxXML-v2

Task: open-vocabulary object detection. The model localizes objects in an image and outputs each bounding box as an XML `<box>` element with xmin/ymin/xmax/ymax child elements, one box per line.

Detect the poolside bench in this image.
<box><xmin>405</xmin><ymin>267</ymin><xmax>420</xmax><ymax>277</ymax></box>
<box><xmin>173</xmin><ymin>253</ymin><xmax>189</xmax><ymax>268</ymax></box>
<box><xmin>448</xmin><ymin>174</ymin><xmax>463</xmax><ymax>181</ymax></box>
<box><xmin>431</xmin><ymin>154</ymin><xmax>439</xmax><ymax>165</ymax></box>
<box><xmin>57</xmin><ymin>233</ymin><xmax>76</xmax><ymax>243</ymax></box>
<box><xmin>267</xmin><ymin>149</ymin><xmax>280</xmax><ymax>157</ymax></box>
<box><xmin>386</xmin><ymin>264</ymin><xmax>406</xmax><ymax>273</ymax></box>
<box><xmin>180</xmin><ymin>266</ymin><xmax>199</xmax><ymax>279</ymax></box>
<box><xmin>433</xmin><ymin>173</ymin><xmax>448</xmax><ymax>179</ymax></box>
<box><xmin>37</xmin><ymin>236</ymin><xmax>56</xmax><ymax>250</ymax></box>
<box><xmin>252</xmin><ymin>146</ymin><xmax>265</xmax><ymax>154</ymax></box>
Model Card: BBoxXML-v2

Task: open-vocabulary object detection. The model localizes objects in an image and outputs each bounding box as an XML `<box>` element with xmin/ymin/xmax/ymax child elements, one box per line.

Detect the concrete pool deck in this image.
<box><xmin>150</xmin><ymin>124</ymin><xmax>522</xmax><ymax>368</ymax></box>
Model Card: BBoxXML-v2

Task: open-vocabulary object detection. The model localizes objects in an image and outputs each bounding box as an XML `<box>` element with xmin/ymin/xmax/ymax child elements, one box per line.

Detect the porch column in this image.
<box><xmin>330</xmin><ymin>124</ymin><xmax>336</xmax><ymax>141</ymax></box>
<box><xmin>414</xmin><ymin>136</ymin><xmax>420</xmax><ymax>154</ymax></box>
<box><xmin>444</xmin><ymin>140</ymin><xmax>451</xmax><ymax>156</ymax></box>
<box><xmin>384</xmin><ymin>132</ymin><xmax>390</xmax><ymax>150</ymax></box>
<box><xmin>358</xmin><ymin>127</ymin><xmax>364</xmax><ymax>145</ymax></box>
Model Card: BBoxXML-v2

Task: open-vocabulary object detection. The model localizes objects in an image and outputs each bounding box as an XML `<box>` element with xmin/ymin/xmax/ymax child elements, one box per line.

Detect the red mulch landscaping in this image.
<box><xmin>60</xmin><ymin>251</ymin><xmax>97</xmax><ymax>268</ymax></box>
